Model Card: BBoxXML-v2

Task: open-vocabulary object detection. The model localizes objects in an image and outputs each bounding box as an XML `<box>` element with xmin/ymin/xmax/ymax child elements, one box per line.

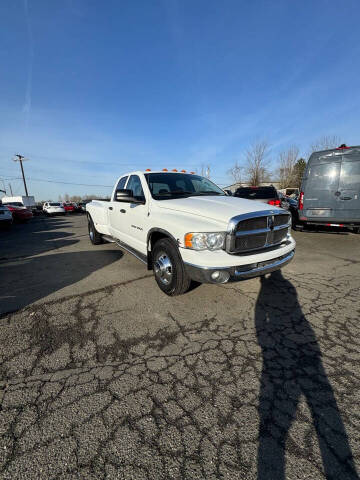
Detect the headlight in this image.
<box><xmin>184</xmin><ymin>232</ymin><xmax>226</xmax><ymax>251</ymax></box>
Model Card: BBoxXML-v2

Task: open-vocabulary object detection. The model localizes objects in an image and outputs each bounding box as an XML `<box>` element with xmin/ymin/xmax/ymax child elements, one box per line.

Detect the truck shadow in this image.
<box><xmin>0</xmin><ymin>250</ymin><xmax>123</xmax><ymax>315</ymax></box>
<box><xmin>0</xmin><ymin>216</ymin><xmax>76</xmax><ymax>260</ymax></box>
<box><xmin>255</xmin><ymin>271</ymin><xmax>359</xmax><ymax>480</ymax></box>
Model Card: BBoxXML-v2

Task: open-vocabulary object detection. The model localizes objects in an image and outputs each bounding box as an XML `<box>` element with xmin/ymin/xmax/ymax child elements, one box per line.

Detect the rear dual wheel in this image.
<box><xmin>87</xmin><ymin>215</ymin><xmax>103</xmax><ymax>245</ymax></box>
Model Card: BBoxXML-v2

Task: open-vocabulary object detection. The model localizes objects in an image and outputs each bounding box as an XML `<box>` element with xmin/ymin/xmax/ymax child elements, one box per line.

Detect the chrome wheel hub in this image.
<box><xmin>154</xmin><ymin>253</ymin><xmax>173</xmax><ymax>285</ymax></box>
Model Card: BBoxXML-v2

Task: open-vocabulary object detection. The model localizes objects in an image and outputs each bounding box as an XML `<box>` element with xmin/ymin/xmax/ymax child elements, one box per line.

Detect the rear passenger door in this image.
<box><xmin>303</xmin><ymin>161</ymin><xmax>340</xmax><ymax>216</ymax></box>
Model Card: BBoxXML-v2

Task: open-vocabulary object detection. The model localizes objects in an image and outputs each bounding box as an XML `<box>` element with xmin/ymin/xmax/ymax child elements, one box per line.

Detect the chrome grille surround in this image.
<box><xmin>225</xmin><ymin>210</ymin><xmax>291</xmax><ymax>254</ymax></box>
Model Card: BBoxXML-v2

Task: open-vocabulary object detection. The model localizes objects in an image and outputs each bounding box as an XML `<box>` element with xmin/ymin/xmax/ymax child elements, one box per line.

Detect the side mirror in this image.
<box><xmin>115</xmin><ymin>189</ymin><xmax>145</xmax><ymax>204</ymax></box>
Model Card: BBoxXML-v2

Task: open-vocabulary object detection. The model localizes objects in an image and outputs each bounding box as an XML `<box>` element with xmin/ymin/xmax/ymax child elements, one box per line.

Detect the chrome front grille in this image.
<box><xmin>235</xmin><ymin>216</ymin><xmax>267</xmax><ymax>232</ymax></box>
<box><xmin>226</xmin><ymin>210</ymin><xmax>290</xmax><ymax>254</ymax></box>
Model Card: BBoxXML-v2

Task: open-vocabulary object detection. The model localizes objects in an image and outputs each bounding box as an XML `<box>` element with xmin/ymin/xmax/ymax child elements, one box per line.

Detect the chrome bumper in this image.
<box><xmin>184</xmin><ymin>250</ymin><xmax>295</xmax><ymax>284</ymax></box>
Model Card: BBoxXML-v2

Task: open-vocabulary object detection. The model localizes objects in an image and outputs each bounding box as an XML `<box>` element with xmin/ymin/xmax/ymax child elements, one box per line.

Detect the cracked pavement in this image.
<box><xmin>1</xmin><ymin>215</ymin><xmax>360</xmax><ymax>479</ymax></box>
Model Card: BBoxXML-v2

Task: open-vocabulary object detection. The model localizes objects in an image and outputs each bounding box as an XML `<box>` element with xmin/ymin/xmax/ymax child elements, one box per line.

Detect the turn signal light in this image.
<box><xmin>184</xmin><ymin>233</ymin><xmax>193</xmax><ymax>248</ymax></box>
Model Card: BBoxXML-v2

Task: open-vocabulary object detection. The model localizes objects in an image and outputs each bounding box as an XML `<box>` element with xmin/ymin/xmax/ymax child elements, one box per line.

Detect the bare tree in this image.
<box><xmin>227</xmin><ymin>160</ymin><xmax>243</xmax><ymax>185</ymax></box>
<box><xmin>245</xmin><ymin>140</ymin><xmax>271</xmax><ymax>186</ymax></box>
<box><xmin>310</xmin><ymin>135</ymin><xmax>342</xmax><ymax>153</ymax></box>
<box><xmin>200</xmin><ymin>164</ymin><xmax>211</xmax><ymax>178</ymax></box>
<box><xmin>64</xmin><ymin>193</ymin><xmax>70</xmax><ymax>202</ymax></box>
<box><xmin>277</xmin><ymin>145</ymin><xmax>299</xmax><ymax>189</ymax></box>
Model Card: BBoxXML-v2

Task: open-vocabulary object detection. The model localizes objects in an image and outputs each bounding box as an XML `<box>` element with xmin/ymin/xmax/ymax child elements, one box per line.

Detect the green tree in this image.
<box><xmin>293</xmin><ymin>158</ymin><xmax>306</xmax><ymax>188</ymax></box>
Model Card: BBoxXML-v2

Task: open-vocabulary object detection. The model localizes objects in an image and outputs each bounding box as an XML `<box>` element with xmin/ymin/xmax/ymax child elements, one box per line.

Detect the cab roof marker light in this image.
<box><xmin>190</xmin><ymin>171</ymin><xmax>195</xmax><ymax>174</ymax></box>
<box><xmin>181</xmin><ymin>169</ymin><xmax>186</xmax><ymax>173</ymax></box>
<box><xmin>162</xmin><ymin>168</ymin><xmax>168</xmax><ymax>171</ymax></box>
<box><xmin>145</xmin><ymin>168</ymin><xmax>151</xmax><ymax>171</ymax></box>
<box><xmin>172</xmin><ymin>169</ymin><xmax>178</xmax><ymax>172</ymax></box>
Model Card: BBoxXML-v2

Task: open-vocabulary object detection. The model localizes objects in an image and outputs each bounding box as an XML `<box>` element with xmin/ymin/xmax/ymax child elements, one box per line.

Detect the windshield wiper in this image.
<box><xmin>192</xmin><ymin>191</ymin><xmax>224</xmax><ymax>196</ymax></box>
<box><xmin>156</xmin><ymin>190</ymin><xmax>194</xmax><ymax>196</ymax></box>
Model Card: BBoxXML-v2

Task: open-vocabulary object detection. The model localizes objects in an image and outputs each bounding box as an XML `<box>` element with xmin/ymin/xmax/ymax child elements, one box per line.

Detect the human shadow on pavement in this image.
<box><xmin>0</xmin><ymin>250</ymin><xmax>123</xmax><ymax>315</ymax></box>
<box><xmin>255</xmin><ymin>271</ymin><xmax>359</xmax><ymax>480</ymax></box>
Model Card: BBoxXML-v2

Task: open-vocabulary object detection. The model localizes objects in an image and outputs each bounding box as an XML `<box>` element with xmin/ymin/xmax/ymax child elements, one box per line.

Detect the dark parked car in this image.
<box><xmin>299</xmin><ymin>144</ymin><xmax>360</xmax><ymax>233</ymax></box>
<box><xmin>277</xmin><ymin>191</ymin><xmax>290</xmax><ymax>210</ymax></box>
<box><xmin>233</xmin><ymin>186</ymin><xmax>281</xmax><ymax>206</ymax></box>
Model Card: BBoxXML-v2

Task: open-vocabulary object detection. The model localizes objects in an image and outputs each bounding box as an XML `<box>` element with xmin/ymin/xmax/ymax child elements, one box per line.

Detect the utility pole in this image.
<box><xmin>13</xmin><ymin>154</ymin><xmax>29</xmax><ymax>196</ymax></box>
<box><xmin>0</xmin><ymin>179</ymin><xmax>6</xmax><ymax>194</ymax></box>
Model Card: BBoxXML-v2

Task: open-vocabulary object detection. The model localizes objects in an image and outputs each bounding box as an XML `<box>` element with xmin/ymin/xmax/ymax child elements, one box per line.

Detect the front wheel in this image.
<box><xmin>152</xmin><ymin>238</ymin><xmax>191</xmax><ymax>296</ymax></box>
<box><xmin>87</xmin><ymin>215</ymin><xmax>103</xmax><ymax>245</ymax></box>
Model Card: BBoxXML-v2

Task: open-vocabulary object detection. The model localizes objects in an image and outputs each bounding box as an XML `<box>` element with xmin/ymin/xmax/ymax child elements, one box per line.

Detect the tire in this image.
<box><xmin>292</xmin><ymin>223</ymin><xmax>304</xmax><ymax>231</ymax></box>
<box><xmin>87</xmin><ymin>214</ymin><xmax>103</xmax><ymax>245</ymax></box>
<box><xmin>152</xmin><ymin>238</ymin><xmax>191</xmax><ymax>296</ymax></box>
<box><xmin>353</xmin><ymin>227</ymin><xmax>360</xmax><ymax>234</ymax></box>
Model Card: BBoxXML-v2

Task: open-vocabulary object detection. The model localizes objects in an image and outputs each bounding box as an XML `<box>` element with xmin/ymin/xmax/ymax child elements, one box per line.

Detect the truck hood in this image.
<box><xmin>157</xmin><ymin>195</ymin><xmax>281</xmax><ymax>224</ymax></box>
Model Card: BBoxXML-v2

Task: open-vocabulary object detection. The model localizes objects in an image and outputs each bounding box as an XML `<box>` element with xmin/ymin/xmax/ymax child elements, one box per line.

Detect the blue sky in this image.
<box><xmin>1</xmin><ymin>0</ymin><xmax>360</xmax><ymax>200</ymax></box>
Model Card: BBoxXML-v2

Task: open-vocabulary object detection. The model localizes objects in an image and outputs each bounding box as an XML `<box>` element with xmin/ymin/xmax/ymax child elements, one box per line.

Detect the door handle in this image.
<box><xmin>108</xmin><ymin>206</ymin><xmax>113</xmax><ymax>210</ymax></box>
<box><xmin>340</xmin><ymin>196</ymin><xmax>352</xmax><ymax>200</ymax></box>
<box><xmin>120</xmin><ymin>209</ymin><xmax>126</xmax><ymax>213</ymax></box>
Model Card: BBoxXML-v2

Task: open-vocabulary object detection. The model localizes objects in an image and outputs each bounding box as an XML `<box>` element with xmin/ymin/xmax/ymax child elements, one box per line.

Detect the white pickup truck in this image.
<box><xmin>86</xmin><ymin>171</ymin><xmax>295</xmax><ymax>295</ymax></box>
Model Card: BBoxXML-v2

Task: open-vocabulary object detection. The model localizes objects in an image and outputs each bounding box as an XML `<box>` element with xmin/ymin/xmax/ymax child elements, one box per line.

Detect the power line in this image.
<box><xmin>5</xmin><ymin>176</ymin><xmax>113</xmax><ymax>187</ymax></box>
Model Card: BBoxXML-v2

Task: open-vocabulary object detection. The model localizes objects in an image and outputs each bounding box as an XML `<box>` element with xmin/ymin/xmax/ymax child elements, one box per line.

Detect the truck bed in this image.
<box><xmin>86</xmin><ymin>200</ymin><xmax>111</xmax><ymax>236</ymax></box>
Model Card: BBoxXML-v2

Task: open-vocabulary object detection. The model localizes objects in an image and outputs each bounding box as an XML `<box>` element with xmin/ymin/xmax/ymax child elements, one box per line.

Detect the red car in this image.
<box><xmin>4</xmin><ymin>204</ymin><xmax>33</xmax><ymax>222</ymax></box>
<box><xmin>62</xmin><ymin>202</ymin><xmax>76</xmax><ymax>213</ymax></box>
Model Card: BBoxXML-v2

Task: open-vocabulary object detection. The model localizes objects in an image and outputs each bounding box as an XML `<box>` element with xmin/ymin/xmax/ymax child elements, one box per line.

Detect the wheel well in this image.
<box><xmin>147</xmin><ymin>231</ymin><xmax>175</xmax><ymax>269</ymax></box>
<box><xmin>149</xmin><ymin>231</ymin><xmax>169</xmax><ymax>251</ymax></box>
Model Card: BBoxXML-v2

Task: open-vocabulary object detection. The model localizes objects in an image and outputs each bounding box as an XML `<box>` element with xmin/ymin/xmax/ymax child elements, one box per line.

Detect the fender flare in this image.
<box><xmin>146</xmin><ymin>228</ymin><xmax>181</xmax><ymax>269</ymax></box>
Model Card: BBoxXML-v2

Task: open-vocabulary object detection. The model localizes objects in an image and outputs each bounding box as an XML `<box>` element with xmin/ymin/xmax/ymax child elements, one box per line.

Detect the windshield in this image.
<box><xmin>145</xmin><ymin>173</ymin><xmax>224</xmax><ymax>200</ymax></box>
<box><xmin>49</xmin><ymin>203</ymin><xmax>61</xmax><ymax>206</ymax></box>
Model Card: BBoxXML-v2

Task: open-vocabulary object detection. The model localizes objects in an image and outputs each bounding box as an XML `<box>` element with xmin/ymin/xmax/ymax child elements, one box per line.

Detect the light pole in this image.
<box><xmin>13</xmin><ymin>154</ymin><xmax>29</xmax><ymax>196</ymax></box>
<box><xmin>9</xmin><ymin>183</ymin><xmax>13</xmax><ymax>195</ymax></box>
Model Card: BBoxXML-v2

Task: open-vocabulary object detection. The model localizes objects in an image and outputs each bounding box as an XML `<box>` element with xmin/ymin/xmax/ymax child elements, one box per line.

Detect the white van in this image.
<box><xmin>1</xmin><ymin>195</ymin><xmax>36</xmax><ymax>212</ymax></box>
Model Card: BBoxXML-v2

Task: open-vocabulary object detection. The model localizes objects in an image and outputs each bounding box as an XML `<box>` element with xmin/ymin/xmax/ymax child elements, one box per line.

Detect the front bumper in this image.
<box><xmin>184</xmin><ymin>249</ymin><xmax>295</xmax><ymax>284</ymax></box>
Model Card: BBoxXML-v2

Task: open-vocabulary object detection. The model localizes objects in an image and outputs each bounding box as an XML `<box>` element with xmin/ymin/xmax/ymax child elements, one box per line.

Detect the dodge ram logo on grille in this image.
<box><xmin>267</xmin><ymin>216</ymin><xmax>274</xmax><ymax>230</ymax></box>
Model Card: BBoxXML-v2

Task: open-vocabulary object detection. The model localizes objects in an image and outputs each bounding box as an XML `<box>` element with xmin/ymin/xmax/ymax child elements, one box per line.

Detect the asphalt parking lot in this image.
<box><xmin>1</xmin><ymin>214</ymin><xmax>360</xmax><ymax>479</ymax></box>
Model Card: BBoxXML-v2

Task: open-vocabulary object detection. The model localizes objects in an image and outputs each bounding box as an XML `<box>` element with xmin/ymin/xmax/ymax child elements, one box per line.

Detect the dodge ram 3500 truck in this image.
<box><xmin>86</xmin><ymin>171</ymin><xmax>295</xmax><ymax>295</ymax></box>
